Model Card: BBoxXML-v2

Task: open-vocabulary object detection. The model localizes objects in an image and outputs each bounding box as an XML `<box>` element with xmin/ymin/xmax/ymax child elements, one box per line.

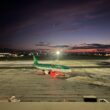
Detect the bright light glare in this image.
<box><xmin>56</xmin><ymin>51</ymin><xmax>60</xmax><ymax>55</ymax></box>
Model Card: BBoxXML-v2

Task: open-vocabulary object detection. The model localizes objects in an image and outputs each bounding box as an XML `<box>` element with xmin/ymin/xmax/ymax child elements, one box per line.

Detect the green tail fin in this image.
<box><xmin>32</xmin><ymin>53</ymin><xmax>38</xmax><ymax>65</ymax></box>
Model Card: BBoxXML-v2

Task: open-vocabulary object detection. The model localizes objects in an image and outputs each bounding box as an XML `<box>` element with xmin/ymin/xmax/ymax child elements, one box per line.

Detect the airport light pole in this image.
<box><xmin>56</xmin><ymin>51</ymin><xmax>60</xmax><ymax>61</ymax></box>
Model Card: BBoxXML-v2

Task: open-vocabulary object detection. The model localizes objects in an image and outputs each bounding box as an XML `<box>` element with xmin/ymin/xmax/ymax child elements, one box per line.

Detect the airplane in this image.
<box><xmin>32</xmin><ymin>53</ymin><xmax>72</xmax><ymax>74</ymax></box>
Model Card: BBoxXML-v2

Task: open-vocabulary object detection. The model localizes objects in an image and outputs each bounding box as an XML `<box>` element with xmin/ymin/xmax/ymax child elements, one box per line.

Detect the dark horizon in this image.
<box><xmin>0</xmin><ymin>43</ymin><xmax>110</xmax><ymax>50</ymax></box>
<box><xmin>0</xmin><ymin>0</ymin><xmax>110</xmax><ymax>49</ymax></box>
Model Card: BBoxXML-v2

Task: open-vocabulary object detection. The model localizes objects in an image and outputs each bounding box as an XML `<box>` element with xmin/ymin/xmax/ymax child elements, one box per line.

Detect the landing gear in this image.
<box><xmin>42</xmin><ymin>70</ymin><xmax>49</xmax><ymax>75</ymax></box>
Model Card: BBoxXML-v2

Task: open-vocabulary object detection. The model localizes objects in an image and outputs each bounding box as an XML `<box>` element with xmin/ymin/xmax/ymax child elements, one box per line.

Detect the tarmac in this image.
<box><xmin>0</xmin><ymin>60</ymin><xmax>110</xmax><ymax>102</ymax></box>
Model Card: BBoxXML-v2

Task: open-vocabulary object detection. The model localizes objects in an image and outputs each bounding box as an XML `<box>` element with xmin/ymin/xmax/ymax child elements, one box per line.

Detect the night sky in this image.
<box><xmin>0</xmin><ymin>0</ymin><xmax>110</xmax><ymax>49</ymax></box>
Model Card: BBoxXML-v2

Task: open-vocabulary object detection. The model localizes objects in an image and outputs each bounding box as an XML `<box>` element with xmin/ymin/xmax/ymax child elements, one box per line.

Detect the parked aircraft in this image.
<box><xmin>32</xmin><ymin>53</ymin><xmax>72</xmax><ymax>73</ymax></box>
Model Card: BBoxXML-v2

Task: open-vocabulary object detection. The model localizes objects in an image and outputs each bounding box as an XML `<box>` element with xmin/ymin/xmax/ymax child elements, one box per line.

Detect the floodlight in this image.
<box><xmin>56</xmin><ymin>51</ymin><xmax>60</xmax><ymax>55</ymax></box>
